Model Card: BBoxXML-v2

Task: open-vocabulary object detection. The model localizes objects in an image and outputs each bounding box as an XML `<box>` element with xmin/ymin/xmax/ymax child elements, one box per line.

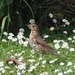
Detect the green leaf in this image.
<box><xmin>1</xmin><ymin>16</ymin><xmax>8</xmax><ymax>37</ymax></box>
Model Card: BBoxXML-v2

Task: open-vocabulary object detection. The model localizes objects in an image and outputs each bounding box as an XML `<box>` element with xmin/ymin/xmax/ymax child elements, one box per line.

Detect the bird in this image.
<box><xmin>27</xmin><ymin>23</ymin><xmax>64</xmax><ymax>58</ymax></box>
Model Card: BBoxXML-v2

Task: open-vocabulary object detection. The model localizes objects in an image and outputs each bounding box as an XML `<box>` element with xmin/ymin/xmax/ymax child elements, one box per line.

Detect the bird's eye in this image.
<box><xmin>32</xmin><ymin>26</ymin><xmax>34</xmax><ymax>27</ymax></box>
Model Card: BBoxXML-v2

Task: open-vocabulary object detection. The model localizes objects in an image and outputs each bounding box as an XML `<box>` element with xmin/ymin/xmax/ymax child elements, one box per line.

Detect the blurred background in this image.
<box><xmin>0</xmin><ymin>0</ymin><xmax>75</xmax><ymax>35</ymax></box>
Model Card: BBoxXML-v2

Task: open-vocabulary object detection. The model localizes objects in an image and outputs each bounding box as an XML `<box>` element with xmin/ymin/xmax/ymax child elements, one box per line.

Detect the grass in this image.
<box><xmin>0</xmin><ymin>29</ymin><xmax>75</xmax><ymax>75</ymax></box>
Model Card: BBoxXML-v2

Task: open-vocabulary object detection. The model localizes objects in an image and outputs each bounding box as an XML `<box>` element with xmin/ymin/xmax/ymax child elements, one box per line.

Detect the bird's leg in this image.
<box><xmin>39</xmin><ymin>53</ymin><xmax>43</xmax><ymax>58</ymax></box>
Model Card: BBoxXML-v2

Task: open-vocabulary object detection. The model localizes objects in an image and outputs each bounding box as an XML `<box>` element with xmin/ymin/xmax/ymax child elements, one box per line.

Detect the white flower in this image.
<box><xmin>14</xmin><ymin>53</ymin><xmax>18</xmax><ymax>56</ymax></box>
<box><xmin>57</xmin><ymin>72</ymin><xmax>63</xmax><ymax>75</ymax></box>
<box><xmin>73</xmin><ymin>36</ymin><xmax>75</xmax><ymax>40</ymax></box>
<box><xmin>21</xmin><ymin>70</ymin><xmax>25</xmax><ymax>73</ymax></box>
<box><xmin>9</xmin><ymin>33</ymin><xmax>14</xmax><ymax>36</ymax></box>
<box><xmin>49</xmin><ymin>13</ymin><xmax>53</xmax><ymax>18</ymax></box>
<box><xmin>60</xmin><ymin>62</ymin><xmax>64</xmax><ymax>66</ymax></box>
<box><xmin>54</xmin><ymin>69</ymin><xmax>59</xmax><ymax>73</ymax></box>
<box><xmin>17</xmin><ymin>32</ymin><xmax>25</xmax><ymax>40</ymax></box>
<box><xmin>29</xmin><ymin>19</ymin><xmax>35</xmax><ymax>24</ymax></box>
<box><xmin>28</xmin><ymin>65</ymin><xmax>36</xmax><ymax>72</ymax></box>
<box><xmin>68</xmin><ymin>37</ymin><xmax>72</xmax><ymax>41</ymax></box>
<box><xmin>62</xmin><ymin>19</ymin><xmax>70</xmax><ymax>25</ymax></box>
<box><xmin>50</xmin><ymin>27</ymin><xmax>55</xmax><ymax>31</ymax></box>
<box><xmin>23</xmin><ymin>41</ymin><xmax>28</xmax><ymax>46</ymax></box>
<box><xmin>61</xmin><ymin>40</ymin><xmax>64</xmax><ymax>42</ymax></box>
<box><xmin>10</xmin><ymin>56</ymin><xmax>15</xmax><ymax>58</ymax></box>
<box><xmin>18</xmin><ymin>56</ymin><xmax>23</xmax><ymax>61</ymax></box>
<box><xmin>2</xmin><ymin>69</ymin><xmax>5</xmax><ymax>73</ymax></box>
<box><xmin>65</xmin><ymin>22</ymin><xmax>70</xmax><ymax>25</ymax></box>
<box><xmin>11</xmin><ymin>50</ymin><xmax>13</xmax><ymax>52</ymax></box>
<box><xmin>8</xmin><ymin>36</ymin><xmax>13</xmax><ymax>40</ymax></box>
<box><xmin>61</xmin><ymin>42</ymin><xmax>69</xmax><ymax>49</ymax></box>
<box><xmin>3</xmin><ymin>31</ymin><xmax>8</xmax><ymax>36</ymax></box>
<box><xmin>10</xmin><ymin>71</ymin><xmax>14</xmax><ymax>73</ymax></box>
<box><xmin>41</xmin><ymin>65</ymin><xmax>45</xmax><ymax>68</ymax></box>
<box><xmin>52</xmin><ymin>19</ymin><xmax>57</xmax><ymax>23</ymax></box>
<box><xmin>31</xmin><ymin>49</ymin><xmax>35</xmax><ymax>54</ymax></box>
<box><xmin>64</xmin><ymin>69</ymin><xmax>72</xmax><ymax>74</ymax></box>
<box><xmin>57</xmin><ymin>40</ymin><xmax>61</xmax><ymax>43</ymax></box>
<box><xmin>49</xmin><ymin>60</ymin><xmax>55</xmax><ymax>63</ymax></box>
<box><xmin>17</xmin><ymin>72</ymin><xmax>21</xmax><ymax>75</ymax></box>
<box><xmin>17</xmin><ymin>53</ymin><xmax>22</xmax><ymax>56</ymax></box>
<box><xmin>63</xmin><ymin>24</ymin><xmax>66</xmax><ymax>27</ymax></box>
<box><xmin>54</xmin><ymin>43</ymin><xmax>60</xmax><ymax>49</ymax></box>
<box><xmin>62</xmin><ymin>19</ymin><xmax>68</xmax><ymax>23</ymax></box>
<box><xmin>57</xmin><ymin>51</ymin><xmax>60</xmax><ymax>54</ymax></box>
<box><xmin>16</xmin><ymin>63</ymin><xmax>26</xmax><ymax>70</ymax></box>
<box><xmin>21</xmin><ymin>51</ymin><xmax>25</xmax><ymax>53</ymax></box>
<box><xmin>49</xmin><ymin>59</ymin><xmax>58</xmax><ymax>64</ymax></box>
<box><xmin>53</xmin><ymin>40</ymin><xmax>58</xmax><ymax>43</ymax></box>
<box><xmin>73</xmin><ymin>65</ymin><xmax>75</xmax><ymax>68</ymax></box>
<box><xmin>44</xmin><ymin>35</ymin><xmax>49</xmax><ymax>38</ymax></box>
<box><xmin>19</xmin><ymin>28</ymin><xmax>24</xmax><ymax>32</ymax></box>
<box><xmin>28</xmin><ymin>59</ymin><xmax>35</xmax><ymax>63</ymax></box>
<box><xmin>73</xmin><ymin>29</ymin><xmax>75</xmax><ymax>33</ymax></box>
<box><xmin>40</xmin><ymin>72</ymin><xmax>48</xmax><ymax>75</ymax></box>
<box><xmin>0</xmin><ymin>68</ymin><xmax>4</xmax><ymax>71</ymax></box>
<box><xmin>42</xmin><ymin>60</ymin><xmax>46</xmax><ymax>64</ymax></box>
<box><xmin>67</xmin><ymin>62</ymin><xmax>72</xmax><ymax>66</ymax></box>
<box><xmin>19</xmin><ymin>40</ymin><xmax>24</xmax><ymax>45</ymax></box>
<box><xmin>72</xmin><ymin>40</ymin><xmax>74</xmax><ymax>43</ymax></box>
<box><xmin>5</xmin><ymin>66</ymin><xmax>10</xmax><ymax>69</ymax></box>
<box><xmin>53</xmin><ymin>40</ymin><xmax>61</xmax><ymax>43</ymax></box>
<box><xmin>0</xmin><ymin>62</ymin><xmax>4</xmax><ymax>67</ymax></box>
<box><xmin>70</xmin><ymin>48</ymin><xmax>74</xmax><ymax>52</ymax></box>
<box><xmin>63</xmin><ymin>31</ymin><xmax>67</xmax><ymax>34</ymax></box>
<box><xmin>35</xmin><ymin>62</ymin><xmax>39</xmax><ymax>67</ymax></box>
<box><xmin>2</xmin><ymin>39</ymin><xmax>7</xmax><ymax>42</ymax></box>
<box><xmin>38</xmin><ymin>57</ymin><xmax>43</xmax><ymax>61</ymax></box>
<box><xmin>11</xmin><ymin>38</ymin><xmax>17</xmax><ymax>42</ymax></box>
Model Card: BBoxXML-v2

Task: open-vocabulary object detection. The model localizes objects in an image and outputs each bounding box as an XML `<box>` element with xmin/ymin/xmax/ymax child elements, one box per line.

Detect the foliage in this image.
<box><xmin>0</xmin><ymin>0</ymin><xmax>75</xmax><ymax>39</ymax></box>
<box><xmin>0</xmin><ymin>26</ymin><xmax>75</xmax><ymax>75</ymax></box>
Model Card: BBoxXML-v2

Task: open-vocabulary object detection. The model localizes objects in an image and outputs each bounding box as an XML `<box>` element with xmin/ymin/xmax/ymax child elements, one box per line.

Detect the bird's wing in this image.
<box><xmin>35</xmin><ymin>36</ymin><xmax>50</xmax><ymax>48</ymax></box>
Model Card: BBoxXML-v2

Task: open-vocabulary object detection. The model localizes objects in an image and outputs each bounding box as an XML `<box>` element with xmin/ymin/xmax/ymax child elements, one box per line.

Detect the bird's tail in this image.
<box><xmin>50</xmin><ymin>49</ymin><xmax>66</xmax><ymax>59</ymax></box>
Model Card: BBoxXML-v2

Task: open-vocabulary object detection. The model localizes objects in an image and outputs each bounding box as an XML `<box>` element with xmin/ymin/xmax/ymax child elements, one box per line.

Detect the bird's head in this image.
<box><xmin>27</xmin><ymin>23</ymin><xmax>39</xmax><ymax>32</ymax></box>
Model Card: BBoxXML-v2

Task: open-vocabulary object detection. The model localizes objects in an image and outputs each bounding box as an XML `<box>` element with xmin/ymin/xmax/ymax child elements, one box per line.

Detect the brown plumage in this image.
<box><xmin>27</xmin><ymin>23</ymin><xmax>64</xmax><ymax>57</ymax></box>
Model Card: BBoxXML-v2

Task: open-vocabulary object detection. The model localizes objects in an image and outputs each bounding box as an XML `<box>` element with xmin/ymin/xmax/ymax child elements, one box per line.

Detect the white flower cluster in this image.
<box><xmin>54</xmin><ymin>61</ymin><xmax>73</xmax><ymax>75</ymax></box>
<box><xmin>53</xmin><ymin>39</ymin><xmax>69</xmax><ymax>49</ymax></box>
<box><xmin>3</xmin><ymin>28</ymin><xmax>29</xmax><ymax>47</ymax></box>
<box><xmin>15</xmin><ymin>63</ymin><xmax>26</xmax><ymax>70</ymax></box>
<box><xmin>49</xmin><ymin>13</ymin><xmax>57</xmax><ymax>24</ymax></box>
<box><xmin>28</xmin><ymin>62</ymin><xmax>40</xmax><ymax>72</ymax></box>
<box><xmin>62</xmin><ymin>19</ymin><xmax>70</xmax><ymax>26</ymax></box>
<box><xmin>0</xmin><ymin>62</ymin><xmax>5</xmax><ymax>74</ymax></box>
<box><xmin>49</xmin><ymin>13</ymin><xmax>71</xmax><ymax>33</ymax></box>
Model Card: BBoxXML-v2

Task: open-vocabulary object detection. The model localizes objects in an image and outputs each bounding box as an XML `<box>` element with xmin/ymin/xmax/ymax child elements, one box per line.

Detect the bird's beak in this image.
<box><xmin>26</xmin><ymin>24</ymin><xmax>29</xmax><ymax>27</ymax></box>
<box><xmin>26</xmin><ymin>24</ymin><xmax>31</xmax><ymax>30</ymax></box>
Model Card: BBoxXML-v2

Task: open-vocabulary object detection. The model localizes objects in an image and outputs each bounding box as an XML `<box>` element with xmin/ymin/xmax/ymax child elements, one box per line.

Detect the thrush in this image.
<box><xmin>27</xmin><ymin>23</ymin><xmax>64</xmax><ymax>57</ymax></box>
